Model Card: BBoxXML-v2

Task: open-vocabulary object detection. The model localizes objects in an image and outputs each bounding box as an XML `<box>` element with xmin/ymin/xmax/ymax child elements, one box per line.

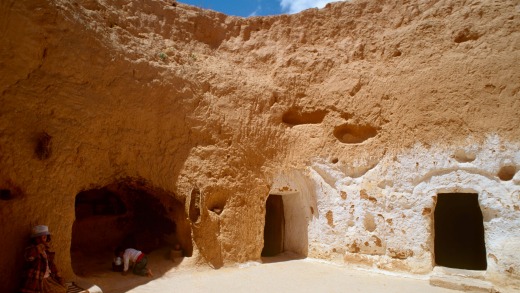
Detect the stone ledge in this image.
<box><xmin>430</xmin><ymin>273</ymin><xmax>495</xmax><ymax>292</ymax></box>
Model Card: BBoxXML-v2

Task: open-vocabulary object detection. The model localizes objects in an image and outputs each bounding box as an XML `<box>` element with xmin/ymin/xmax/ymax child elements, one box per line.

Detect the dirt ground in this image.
<box><xmin>74</xmin><ymin>248</ymin><xmax>459</xmax><ymax>293</ymax></box>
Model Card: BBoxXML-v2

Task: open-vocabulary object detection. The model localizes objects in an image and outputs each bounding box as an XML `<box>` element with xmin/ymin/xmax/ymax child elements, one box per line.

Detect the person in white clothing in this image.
<box><xmin>114</xmin><ymin>247</ymin><xmax>153</xmax><ymax>277</ymax></box>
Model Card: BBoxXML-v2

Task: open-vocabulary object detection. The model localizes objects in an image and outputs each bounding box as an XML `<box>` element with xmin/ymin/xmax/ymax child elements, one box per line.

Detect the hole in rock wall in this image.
<box><xmin>35</xmin><ymin>132</ymin><xmax>52</xmax><ymax>160</ymax></box>
<box><xmin>434</xmin><ymin>193</ymin><xmax>487</xmax><ymax>270</ymax></box>
<box><xmin>498</xmin><ymin>165</ymin><xmax>516</xmax><ymax>181</ymax></box>
<box><xmin>71</xmin><ymin>181</ymin><xmax>192</xmax><ymax>275</ymax></box>
<box><xmin>0</xmin><ymin>181</ymin><xmax>22</xmax><ymax>200</ymax></box>
<box><xmin>207</xmin><ymin>197</ymin><xmax>225</xmax><ymax>215</ymax></box>
<box><xmin>453</xmin><ymin>150</ymin><xmax>476</xmax><ymax>163</ymax></box>
<box><xmin>0</xmin><ymin>189</ymin><xmax>13</xmax><ymax>200</ymax></box>
<box><xmin>333</xmin><ymin>124</ymin><xmax>378</xmax><ymax>144</ymax></box>
<box><xmin>262</xmin><ymin>194</ymin><xmax>285</xmax><ymax>257</ymax></box>
<box><xmin>453</xmin><ymin>28</ymin><xmax>480</xmax><ymax>43</ymax></box>
<box><xmin>326</xmin><ymin>210</ymin><xmax>335</xmax><ymax>227</ymax></box>
<box><xmin>282</xmin><ymin>108</ymin><xmax>327</xmax><ymax>126</ymax></box>
<box><xmin>189</xmin><ymin>188</ymin><xmax>201</xmax><ymax>223</ymax></box>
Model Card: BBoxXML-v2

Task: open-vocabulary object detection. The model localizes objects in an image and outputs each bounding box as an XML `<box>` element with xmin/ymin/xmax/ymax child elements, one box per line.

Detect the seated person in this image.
<box><xmin>20</xmin><ymin>225</ymin><xmax>67</xmax><ymax>293</ymax></box>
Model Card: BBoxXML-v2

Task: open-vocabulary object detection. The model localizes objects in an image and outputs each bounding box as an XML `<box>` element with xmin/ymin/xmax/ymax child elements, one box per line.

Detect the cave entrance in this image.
<box><xmin>71</xmin><ymin>180</ymin><xmax>192</xmax><ymax>276</ymax></box>
<box><xmin>261</xmin><ymin>191</ymin><xmax>308</xmax><ymax>260</ymax></box>
<box><xmin>262</xmin><ymin>194</ymin><xmax>285</xmax><ymax>257</ymax></box>
<box><xmin>434</xmin><ymin>193</ymin><xmax>487</xmax><ymax>270</ymax></box>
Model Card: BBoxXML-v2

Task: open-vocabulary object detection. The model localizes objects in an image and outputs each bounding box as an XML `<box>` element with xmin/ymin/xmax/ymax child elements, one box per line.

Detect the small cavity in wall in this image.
<box><xmin>333</xmin><ymin>124</ymin><xmax>378</xmax><ymax>144</ymax></box>
<box><xmin>282</xmin><ymin>108</ymin><xmax>328</xmax><ymax>126</ymax></box>
<box><xmin>189</xmin><ymin>187</ymin><xmax>201</xmax><ymax>223</ymax></box>
<box><xmin>35</xmin><ymin>132</ymin><xmax>52</xmax><ymax>160</ymax></box>
<box><xmin>0</xmin><ymin>189</ymin><xmax>13</xmax><ymax>200</ymax></box>
<box><xmin>498</xmin><ymin>165</ymin><xmax>516</xmax><ymax>181</ymax></box>
<box><xmin>0</xmin><ymin>180</ymin><xmax>22</xmax><ymax>201</ymax></box>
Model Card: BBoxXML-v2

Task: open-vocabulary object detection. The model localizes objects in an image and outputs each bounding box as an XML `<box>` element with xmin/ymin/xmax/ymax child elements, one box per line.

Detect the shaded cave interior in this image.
<box><xmin>434</xmin><ymin>193</ymin><xmax>487</xmax><ymax>270</ymax></box>
<box><xmin>71</xmin><ymin>180</ymin><xmax>192</xmax><ymax>275</ymax></box>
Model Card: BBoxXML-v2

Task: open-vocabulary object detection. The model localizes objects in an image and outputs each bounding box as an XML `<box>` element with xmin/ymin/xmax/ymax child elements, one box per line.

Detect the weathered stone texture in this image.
<box><xmin>1</xmin><ymin>0</ymin><xmax>519</xmax><ymax>292</ymax></box>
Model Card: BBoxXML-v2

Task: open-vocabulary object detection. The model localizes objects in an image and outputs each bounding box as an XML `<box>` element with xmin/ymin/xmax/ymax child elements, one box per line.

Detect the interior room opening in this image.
<box><xmin>434</xmin><ymin>193</ymin><xmax>487</xmax><ymax>270</ymax></box>
<box><xmin>261</xmin><ymin>191</ymin><xmax>309</xmax><ymax>259</ymax></box>
<box><xmin>70</xmin><ymin>180</ymin><xmax>192</xmax><ymax>275</ymax></box>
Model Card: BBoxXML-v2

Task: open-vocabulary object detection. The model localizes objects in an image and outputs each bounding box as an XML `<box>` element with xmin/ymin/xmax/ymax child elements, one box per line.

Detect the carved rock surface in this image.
<box><xmin>1</xmin><ymin>0</ymin><xmax>519</xmax><ymax>292</ymax></box>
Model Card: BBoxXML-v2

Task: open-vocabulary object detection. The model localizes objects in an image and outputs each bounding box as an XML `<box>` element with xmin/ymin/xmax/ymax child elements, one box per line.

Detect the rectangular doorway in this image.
<box><xmin>262</xmin><ymin>194</ymin><xmax>285</xmax><ymax>257</ymax></box>
<box><xmin>434</xmin><ymin>193</ymin><xmax>487</xmax><ymax>270</ymax></box>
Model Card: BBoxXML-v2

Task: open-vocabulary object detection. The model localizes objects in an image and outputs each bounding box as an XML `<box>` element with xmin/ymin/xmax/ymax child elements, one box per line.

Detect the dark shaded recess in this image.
<box><xmin>453</xmin><ymin>28</ymin><xmax>480</xmax><ymax>43</ymax></box>
<box><xmin>71</xmin><ymin>180</ymin><xmax>192</xmax><ymax>276</ymax></box>
<box><xmin>128</xmin><ymin>188</ymin><xmax>177</xmax><ymax>253</ymax></box>
<box><xmin>35</xmin><ymin>132</ymin><xmax>52</xmax><ymax>160</ymax></box>
<box><xmin>0</xmin><ymin>182</ymin><xmax>22</xmax><ymax>200</ymax></box>
<box><xmin>434</xmin><ymin>193</ymin><xmax>487</xmax><ymax>270</ymax></box>
<box><xmin>333</xmin><ymin>124</ymin><xmax>378</xmax><ymax>144</ymax></box>
<box><xmin>189</xmin><ymin>188</ymin><xmax>201</xmax><ymax>223</ymax></box>
<box><xmin>262</xmin><ymin>194</ymin><xmax>285</xmax><ymax>257</ymax></box>
<box><xmin>282</xmin><ymin>109</ymin><xmax>328</xmax><ymax>126</ymax></box>
<box><xmin>205</xmin><ymin>190</ymin><xmax>226</xmax><ymax>215</ymax></box>
<box><xmin>0</xmin><ymin>189</ymin><xmax>13</xmax><ymax>200</ymax></box>
<box><xmin>75</xmin><ymin>188</ymin><xmax>126</xmax><ymax>219</ymax></box>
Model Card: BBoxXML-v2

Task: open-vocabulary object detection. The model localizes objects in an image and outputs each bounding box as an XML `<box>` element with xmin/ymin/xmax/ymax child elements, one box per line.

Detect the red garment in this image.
<box><xmin>19</xmin><ymin>244</ymin><xmax>63</xmax><ymax>293</ymax></box>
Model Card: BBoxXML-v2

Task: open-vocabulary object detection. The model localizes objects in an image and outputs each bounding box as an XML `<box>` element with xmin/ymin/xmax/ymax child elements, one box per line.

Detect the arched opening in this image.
<box><xmin>434</xmin><ymin>193</ymin><xmax>487</xmax><ymax>270</ymax></box>
<box><xmin>262</xmin><ymin>191</ymin><xmax>309</xmax><ymax>261</ymax></box>
<box><xmin>71</xmin><ymin>179</ymin><xmax>192</xmax><ymax>276</ymax></box>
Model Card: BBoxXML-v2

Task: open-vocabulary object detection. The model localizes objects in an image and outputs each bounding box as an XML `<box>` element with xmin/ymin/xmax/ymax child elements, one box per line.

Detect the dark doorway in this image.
<box><xmin>262</xmin><ymin>194</ymin><xmax>285</xmax><ymax>257</ymax></box>
<box><xmin>434</xmin><ymin>193</ymin><xmax>487</xmax><ymax>270</ymax></box>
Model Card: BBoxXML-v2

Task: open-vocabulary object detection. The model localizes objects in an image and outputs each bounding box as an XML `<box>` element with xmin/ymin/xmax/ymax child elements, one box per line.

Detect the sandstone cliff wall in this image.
<box><xmin>1</xmin><ymin>0</ymin><xmax>519</xmax><ymax>292</ymax></box>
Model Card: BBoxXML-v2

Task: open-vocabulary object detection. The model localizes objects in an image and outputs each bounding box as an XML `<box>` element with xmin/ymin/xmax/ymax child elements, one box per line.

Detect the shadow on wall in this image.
<box><xmin>71</xmin><ymin>178</ymin><xmax>192</xmax><ymax>279</ymax></box>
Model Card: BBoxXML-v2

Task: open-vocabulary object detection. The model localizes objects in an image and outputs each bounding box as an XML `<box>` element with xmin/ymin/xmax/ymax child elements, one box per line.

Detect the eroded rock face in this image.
<box><xmin>1</xmin><ymin>0</ymin><xmax>519</xmax><ymax>291</ymax></box>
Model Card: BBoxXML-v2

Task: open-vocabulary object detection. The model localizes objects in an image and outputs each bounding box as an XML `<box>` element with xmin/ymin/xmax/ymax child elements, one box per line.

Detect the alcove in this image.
<box><xmin>434</xmin><ymin>193</ymin><xmax>487</xmax><ymax>270</ymax></box>
<box><xmin>282</xmin><ymin>108</ymin><xmax>327</xmax><ymax>126</ymax></box>
<box><xmin>333</xmin><ymin>124</ymin><xmax>378</xmax><ymax>144</ymax></box>
<box><xmin>71</xmin><ymin>179</ymin><xmax>192</xmax><ymax>275</ymax></box>
<box><xmin>0</xmin><ymin>180</ymin><xmax>22</xmax><ymax>201</ymax></box>
<box><xmin>0</xmin><ymin>189</ymin><xmax>13</xmax><ymax>200</ymax></box>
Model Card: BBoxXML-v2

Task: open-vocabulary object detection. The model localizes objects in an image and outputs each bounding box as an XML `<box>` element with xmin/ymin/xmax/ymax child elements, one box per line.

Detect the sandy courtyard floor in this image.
<box><xmin>74</xmin><ymin>249</ymin><xmax>460</xmax><ymax>293</ymax></box>
<box><xmin>121</xmin><ymin>261</ymin><xmax>460</xmax><ymax>293</ymax></box>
